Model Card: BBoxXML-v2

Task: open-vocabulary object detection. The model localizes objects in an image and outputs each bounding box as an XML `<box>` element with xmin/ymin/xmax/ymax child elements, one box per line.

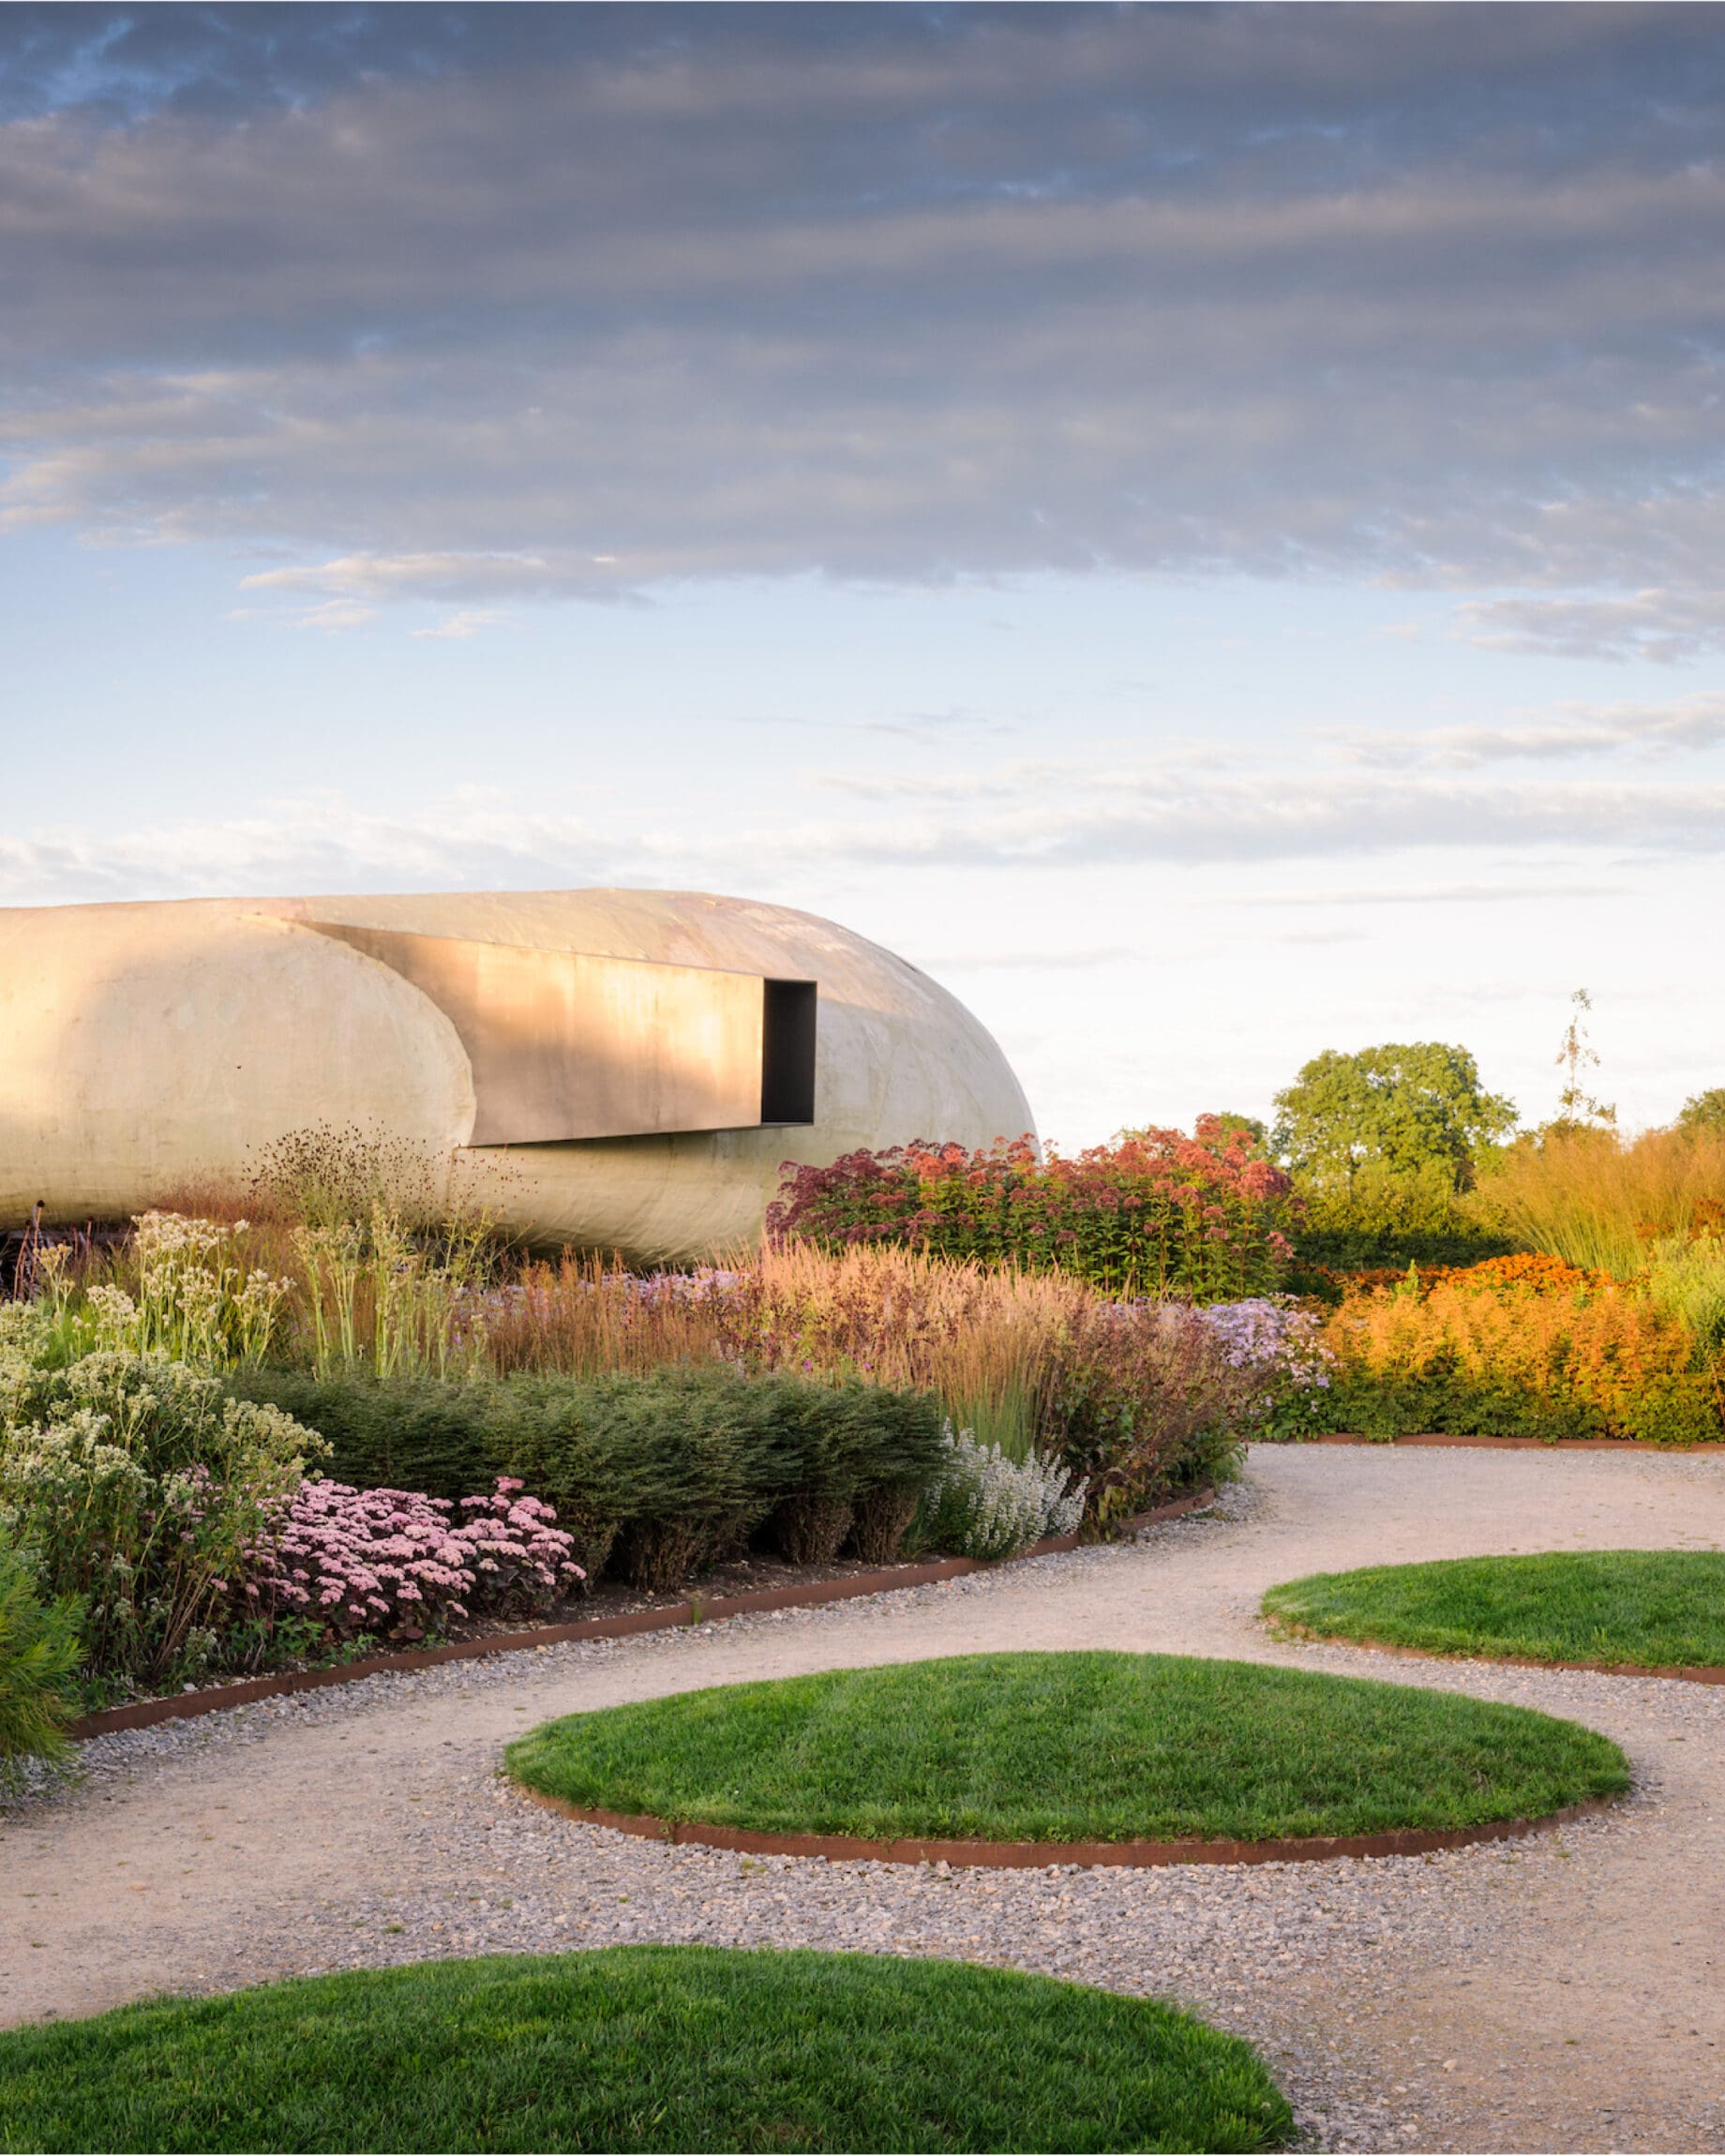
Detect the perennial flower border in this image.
<box><xmin>765</xmin><ymin>1121</ymin><xmax>1296</xmax><ymax>1299</ymax></box>
<box><xmin>68</xmin><ymin>1483</ymin><xmax>1219</xmax><ymax>1740</ymax></box>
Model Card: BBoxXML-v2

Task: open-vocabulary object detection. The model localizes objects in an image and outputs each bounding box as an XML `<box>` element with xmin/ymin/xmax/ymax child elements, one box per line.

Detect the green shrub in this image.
<box><xmin>1289</xmin><ymin>1160</ymin><xmax>1521</xmax><ymax>1272</ymax></box>
<box><xmin>228</xmin><ymin>1365</ymin><xmax>948</xmax><ymax>1588</ymax></box>
<box><xmin>1043</xmin><ymin>1303</ymin><xmax>1255</xmax><ymax>1523</ymax></box>
<box><xmin>497</xmin><ymin>1367</ymin><xmax>948</xmax><ymax>1585</ymax></box>
<box><xmin>0</xmin><ymin>1533</ymin><xmax>82</xmax><ymax>1795</ymax></box>
<box><xmin>1645</xmin><ymin>1234</ymin><xmax>1725</xmax><ymax>1357</ymax></box>
<box><xmin>222</xmin><ymin>1367</ymin><xmax>495</xmax><ymax>1496</ymax></box>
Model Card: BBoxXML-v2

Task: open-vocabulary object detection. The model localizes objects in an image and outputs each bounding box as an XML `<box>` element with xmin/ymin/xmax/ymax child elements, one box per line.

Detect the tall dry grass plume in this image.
<box><xmin>485</xmin><ymin>1239</ymin><xmax>1252</xmax><ymax>1510</ymax></box>
<box><xmin>486</xmin><ymin>1242</ymin><xmax>1094</xmax><ymax>1456</ymax></box>
<box><xmin>1474</xmin><ymin>1126</ymin><xmax>1725</xmax><ymax>1279</ymax></box>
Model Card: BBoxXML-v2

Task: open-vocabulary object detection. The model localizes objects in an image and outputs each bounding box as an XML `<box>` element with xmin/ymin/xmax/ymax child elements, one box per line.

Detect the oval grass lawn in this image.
<box><xmin>0</xmin><ymin>1946</ymin><xmax>1293</xmax><ymax>2155</ymax></box>
<box><xmin>1264</xmin><ymin>1549</ymin><xmax>1725</xmax><ymax>1670</ymax></box>
<box><xmin>504</xmin><ymin>1650</ymin><xmax>1628</xmax><ymax>1844</ymax></box>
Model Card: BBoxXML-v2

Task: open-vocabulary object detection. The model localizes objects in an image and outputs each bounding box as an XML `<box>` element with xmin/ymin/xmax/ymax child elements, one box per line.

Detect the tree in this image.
<box><xmin>1553</xmin><ymin>989</ymin><xmax>1615</xmax><ymax>1130</ymax></box>
<box><xmin>1679</xmin><ymin>1088</ymin><xmax>1725</xmax><ymax>1133</ymax></box>
<box><xmin>1270</xmin><ymin>1042</ymin><xmax>1517</xmax><ymax>1191</ymax></box>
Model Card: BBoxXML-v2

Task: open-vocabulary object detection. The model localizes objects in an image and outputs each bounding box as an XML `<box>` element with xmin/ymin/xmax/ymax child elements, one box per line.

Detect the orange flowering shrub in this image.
<box><xmin>1310</xmin><ymin>1264</ymin><xmax>1721</xmax><ymax>1445</ymax></box>
<box><xmin>1436</xmin><ymin>1252</ymin><xmax>1603</xmax><ymax>1295</ymax></box>
<box><xmin>1325</xmin><ymin>1253</ymin><xmax>1603</xmax><ymax>1299</ymax></box>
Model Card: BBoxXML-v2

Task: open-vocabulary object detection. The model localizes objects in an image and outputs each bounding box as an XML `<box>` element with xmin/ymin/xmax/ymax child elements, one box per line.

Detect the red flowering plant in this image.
<box><xmin>766</xmin><ymin>1120</ymin><xmax>1296</xmax><ymax>1302</ymax></box>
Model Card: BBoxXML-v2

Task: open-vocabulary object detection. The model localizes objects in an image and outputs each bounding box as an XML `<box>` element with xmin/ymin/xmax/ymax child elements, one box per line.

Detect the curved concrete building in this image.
<box><xmin>0</xmin><ymin>889</ymin><xmax>1034</xmax><ymax>1260</ymax></box>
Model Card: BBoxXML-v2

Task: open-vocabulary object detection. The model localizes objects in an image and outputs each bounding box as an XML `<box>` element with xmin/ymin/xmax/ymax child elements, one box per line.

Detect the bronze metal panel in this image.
<box><xmin>308</xmin><ymin>923</ymin><xmax>809</xmax><ymax>1144</ymax></box>
<box><xmin>519</xmin><ymin>1790</ymin><xmax>1625</xmax><ymax>1870</ymax></box>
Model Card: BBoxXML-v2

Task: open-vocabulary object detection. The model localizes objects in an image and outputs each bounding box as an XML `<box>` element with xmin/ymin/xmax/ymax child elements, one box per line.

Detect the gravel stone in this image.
<box><xmin>7</xmin><ymin>1443</ymin><xmax>1725</xmax><ymax>2153</ymax></box>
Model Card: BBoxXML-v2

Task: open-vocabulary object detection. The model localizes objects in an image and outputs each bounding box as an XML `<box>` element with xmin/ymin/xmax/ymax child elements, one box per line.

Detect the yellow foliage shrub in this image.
<box><xmin>1318</xmin><ymin>1265</ymin><xmax>1720</xmax><ymax>1445</ymax></box>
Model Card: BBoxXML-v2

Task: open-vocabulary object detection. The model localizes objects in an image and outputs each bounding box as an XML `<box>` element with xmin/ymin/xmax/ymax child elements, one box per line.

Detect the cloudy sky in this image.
<box><xmin>4</xmin><ymin>2</ymin><xmax>1723</xmax><ymax>1142</ymax></box>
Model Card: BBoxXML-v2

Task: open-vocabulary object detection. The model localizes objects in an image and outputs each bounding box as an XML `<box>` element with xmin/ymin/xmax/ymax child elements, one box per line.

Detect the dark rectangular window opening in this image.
<box><xmin>760</xmin><ymin>979</ymin><xmax>818</xmax><ymax>1125</ymax></box>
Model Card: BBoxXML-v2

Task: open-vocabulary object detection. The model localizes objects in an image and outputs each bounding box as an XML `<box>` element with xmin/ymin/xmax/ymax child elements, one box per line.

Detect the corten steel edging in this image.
<box><xmin>68</xmin><ymin>1486</ymin><xmax>1217</xmax><ymax>1740</ymax></box>
<box><xmin>1267</xmin><ymin>1622</ymin><xmax>1725</xmax><ymax>1687</ymax></box>
<box><xmin>516</xmin><ymin>1787</ymin><xmax>1623</xmax><ymax>1870</ymax></box>
<box><xmin>1305</xmin><ymin>1433</ymin><xmax>1719</xmax><ymax>1452</ymax></box>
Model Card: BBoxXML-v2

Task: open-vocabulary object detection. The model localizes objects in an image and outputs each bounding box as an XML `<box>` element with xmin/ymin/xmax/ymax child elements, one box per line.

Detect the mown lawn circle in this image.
<box><xmin>0</xmin><ymin>1945</ymin><xmax>1295</xmax><ymax>2155</ymax></box>
<box><xmin>1264</xmin><ymin>1549</ymin><xmax>1725</xmax><ymax>1671</ymax></box>
<box><xmin>504</xmin><ymin>1650</ymin><xmax>1629</xmax><ymax>1847</ymax></box>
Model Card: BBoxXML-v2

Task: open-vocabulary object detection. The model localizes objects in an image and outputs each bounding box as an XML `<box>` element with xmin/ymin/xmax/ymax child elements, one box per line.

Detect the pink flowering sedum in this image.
<box><xmin>254</xmin><ymin>1475</ymin><xmax>583</xmax><ymax>1639</ymax></box>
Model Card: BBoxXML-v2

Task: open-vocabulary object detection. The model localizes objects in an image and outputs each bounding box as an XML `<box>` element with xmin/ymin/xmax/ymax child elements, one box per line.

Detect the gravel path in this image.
<box><xmin>7</xmin><ymin>1443</ymin><xmax>1725</xmax><ymax>2153</ymax></box>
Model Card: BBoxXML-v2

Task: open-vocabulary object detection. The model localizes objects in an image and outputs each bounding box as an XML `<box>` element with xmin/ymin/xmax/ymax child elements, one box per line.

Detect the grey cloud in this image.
<box><xmin>788</xmin><ymin>774</ymin><xmax>1725</xmax><ymax>871</ymax></box>
<box><xmin>1453</xmin><ymin>590</ymin><xmax>1725</xmax><ymax>662</ymax></box>
<box><xmin>1326</xmin><ymin>694</ymin><xmax>1725</xmax><ymax>767</ymax></box>
<box><xmin>0</xmin><ymin>794</ymin><xmax>648</xmax><ymax>906</ymax></box>
<box><xmin>1214</xmin><ymin>879</ymin><xmax>1629</xmax><ymax>906</ymax></box>
<box><xmin>3</xmin><ymin>761</ymin><xmax>1720</xmax><ymax>909</ymax></box>
<box><xmin>3</xmin><ymin>7</ymin><xmax>1725</xmax><ymax>604</ymax></box>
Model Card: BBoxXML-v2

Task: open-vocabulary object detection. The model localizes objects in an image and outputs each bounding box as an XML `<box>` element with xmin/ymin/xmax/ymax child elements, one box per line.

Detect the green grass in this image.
<box><xmin>1264</xmin><ymin>1549</ymin><xmax>1725</xmax><ymax>1670</ymax></box>
<box><xmin>505</xmin><ymin>1650</ymin><xmax>1628</xmax><ymax>1843</ymax></box>
<box><xmin>0</xmin><ymin>1946</ymin><xmax>1294</xmax><ymax>2154</ymax></box>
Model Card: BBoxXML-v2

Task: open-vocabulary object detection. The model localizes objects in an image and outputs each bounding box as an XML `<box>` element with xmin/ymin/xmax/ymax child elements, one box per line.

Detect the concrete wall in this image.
<box><xmin>0</xmin><ymin>888</ymin><xmax>1035</xmax><ymax>1261</ymax></box>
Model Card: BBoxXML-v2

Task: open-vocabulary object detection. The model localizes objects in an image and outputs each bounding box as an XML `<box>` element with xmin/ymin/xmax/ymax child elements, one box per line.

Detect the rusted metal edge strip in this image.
<box><xmin>516</xmin><ymin>1786</ymin><xmax>1622</xmax><ymax>1870</ymax></box>
<box><xmin>1267</xmin><ymin>1621</ymin><xmax>1725</xmax><ymax>1686</ymax></box>
<box><xmin>68</xmin><ymin>1484</ymin><xmax>1217</xmax><ymax>1739</ymax></box>
<box><xmin>1305</xmin><ymin>1433</ymin><xmax>1718</xmax><ymax>1452</ymax></box>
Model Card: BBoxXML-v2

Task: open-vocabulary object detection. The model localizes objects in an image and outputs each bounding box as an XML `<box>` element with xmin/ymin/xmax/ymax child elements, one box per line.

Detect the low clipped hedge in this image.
<box><xmin>226</xmin><ymin>1365</ymin><xmax>945</xmax><ymax>1589</ymax></box>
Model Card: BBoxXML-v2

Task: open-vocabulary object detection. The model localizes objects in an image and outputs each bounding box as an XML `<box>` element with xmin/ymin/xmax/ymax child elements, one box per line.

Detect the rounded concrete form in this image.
<box><xmin>0</xmin><ymin>888</ymin><xmax>1033</xmax><ymax>1260</ymax></box>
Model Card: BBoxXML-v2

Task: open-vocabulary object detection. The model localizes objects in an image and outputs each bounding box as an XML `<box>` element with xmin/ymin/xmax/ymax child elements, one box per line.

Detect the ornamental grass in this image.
<box><xmin>1473</xmin><ymin>1124</ymin><xmax>1725</xmax><ymax>1280</ymax></box>
<box><xmin>484</xmin><ymin>1242</ymin><xmax>1259</xmax><ymax>1519</ymax></box>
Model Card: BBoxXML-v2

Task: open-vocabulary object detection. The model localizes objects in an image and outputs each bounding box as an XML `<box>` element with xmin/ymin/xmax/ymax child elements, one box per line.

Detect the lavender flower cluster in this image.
<box><xmin>251</xmin><ymin>1475</ymin><xmax>584</xmax><ymax>1639</ymax></box>
<box><xmin>1193</xmin><ymin>1297</ymin><xmax>1335</xmax><ymax>1390</ymax></box>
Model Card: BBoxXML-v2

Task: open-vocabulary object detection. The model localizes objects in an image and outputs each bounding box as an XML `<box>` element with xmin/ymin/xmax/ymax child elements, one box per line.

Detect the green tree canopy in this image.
<box><xmin>1271</xmin><ymin>1042</ymin><xmax>1517</xmax><ymax>1190</ymax></box>
<box><xmin>1678</xmin><ymin>1088</ymin><xmax>1725</xmax><ymax>1133</ymax></box>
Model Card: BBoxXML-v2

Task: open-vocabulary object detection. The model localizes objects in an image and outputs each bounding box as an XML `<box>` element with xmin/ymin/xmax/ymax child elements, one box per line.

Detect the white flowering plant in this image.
<box><xmin>919</xmin><ymin>1426</ymin><xmax>1087</xmax><ymax>1562</ymax></box>
<box><xmin>96</xmin><ymin>1212</ymin><xmax>293</xmax><ymax>1366</ymax></box>
<box><xmin>0</xmin><ymin>1337</ymin><xmax>324</xmax><ymax>1694</ymax></box>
